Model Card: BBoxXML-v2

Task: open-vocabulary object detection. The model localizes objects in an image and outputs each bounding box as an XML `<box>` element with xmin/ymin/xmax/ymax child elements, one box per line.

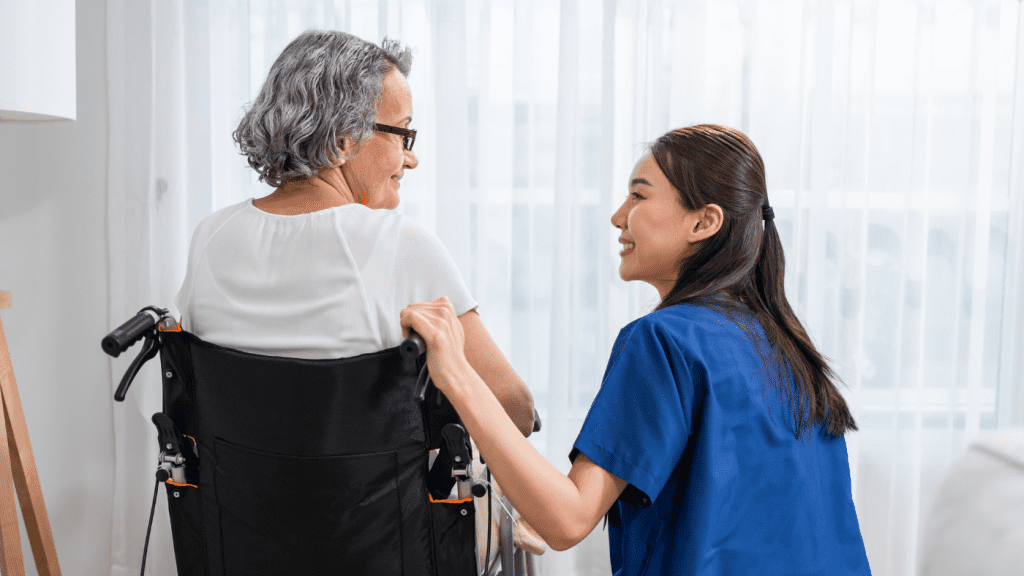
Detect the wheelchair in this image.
<box><xmin>104</xmin><ymin>305</ymin><xmax>542</xmax><ymax>576</ymax></box>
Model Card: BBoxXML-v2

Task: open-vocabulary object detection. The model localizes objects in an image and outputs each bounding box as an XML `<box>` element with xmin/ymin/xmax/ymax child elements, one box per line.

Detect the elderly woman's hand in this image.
<box><xmin>400</xmin><ymin>297</ymin><xmax>469</xmax><ymax>392</ymax></box>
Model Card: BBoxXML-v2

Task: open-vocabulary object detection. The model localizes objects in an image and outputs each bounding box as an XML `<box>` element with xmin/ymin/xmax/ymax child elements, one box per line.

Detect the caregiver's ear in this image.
<box><xmin>688</xmin><ymin>203</ymin><xmax>724</xmax><ymax>242</ymax></box>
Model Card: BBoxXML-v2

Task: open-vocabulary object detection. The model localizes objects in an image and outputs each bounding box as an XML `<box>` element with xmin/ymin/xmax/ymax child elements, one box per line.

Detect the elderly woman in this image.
<box><xmin>172</xmin><ymin>29</ymin><xmax>534</xmax><ymax>436</ymax></box>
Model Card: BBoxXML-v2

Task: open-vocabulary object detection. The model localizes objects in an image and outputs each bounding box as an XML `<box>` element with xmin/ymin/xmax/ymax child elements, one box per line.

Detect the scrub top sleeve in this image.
<box><xmin>571</xmin><ymin>317</ymin><xmax>699</xmax><ymax>506</ymax></box>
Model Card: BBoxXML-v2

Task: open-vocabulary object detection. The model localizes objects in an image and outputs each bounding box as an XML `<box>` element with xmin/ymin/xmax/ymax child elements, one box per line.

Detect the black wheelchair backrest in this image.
<box><xmin>106</xmin><ymin>309</ymin><xmax>478</xmax><ymax>576</ymax></box>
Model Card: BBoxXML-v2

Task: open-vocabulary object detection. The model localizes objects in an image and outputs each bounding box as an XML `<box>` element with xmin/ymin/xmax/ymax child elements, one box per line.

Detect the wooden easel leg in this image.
<box><xmin>0</xmin><ymin>318</ymin><xmax>26</xmax><ymax>576</ymax></box>
<box><xmin>5</xmin><ymin>392</ymin><xmax>62</xmax><ymax>576</ymax></box>
<box><xmin>0</xmin><ymin>305</ymin><xmax>61</xmax><ymax>576</ymax></box>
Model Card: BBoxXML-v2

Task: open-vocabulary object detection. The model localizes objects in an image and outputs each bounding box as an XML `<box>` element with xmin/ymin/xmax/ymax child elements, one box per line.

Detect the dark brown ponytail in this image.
<box><xmin>651</xmin><ymin>125</ymin><xmax>857</xmax><ymax>437</ymax></box>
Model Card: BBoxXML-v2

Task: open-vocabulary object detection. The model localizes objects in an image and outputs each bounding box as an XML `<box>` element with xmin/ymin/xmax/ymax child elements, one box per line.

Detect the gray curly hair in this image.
<box><xmin>233</xmin><ymin>30</ymin><xmax>413</xmax><ymax>187</ymax></box>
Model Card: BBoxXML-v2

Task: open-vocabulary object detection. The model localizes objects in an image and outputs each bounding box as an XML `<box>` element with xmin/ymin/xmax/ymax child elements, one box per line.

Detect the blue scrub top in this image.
<box><xmin>571</xmin><ymin>303</ymin><xmax>872</xmax><ymax>576</ymax></box>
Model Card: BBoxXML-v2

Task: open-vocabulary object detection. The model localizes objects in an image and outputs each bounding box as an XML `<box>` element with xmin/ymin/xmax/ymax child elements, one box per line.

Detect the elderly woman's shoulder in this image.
<box><xmin>382</xmin><ymin>211</ymin><xmax>440</xmax><ymax>243</ymax></box>
<box><xmin>204</xmin><ymin>198</ymin><xmax>253</xmax><ymax>221</ymax></box>
<box><xmin>319</xmin><ymin>205</ymin><xmax>433</xmax><ymax>244</ymax></box>
<box><xmin>188</xmin><ymin>199</ymin><xmax>255</xmax><ymax>240</ymax></box>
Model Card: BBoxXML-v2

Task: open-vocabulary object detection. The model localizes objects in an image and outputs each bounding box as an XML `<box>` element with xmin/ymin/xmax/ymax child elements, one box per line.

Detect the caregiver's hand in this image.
<box><xmin>399</xmin><ymin>297</ymin><xmax>469</xmax><ymax>391</ymax></box>
<box><xmin>400</xmin><ymin>299</ymin><xmax>626</xmax><ymax>551</ymax></box>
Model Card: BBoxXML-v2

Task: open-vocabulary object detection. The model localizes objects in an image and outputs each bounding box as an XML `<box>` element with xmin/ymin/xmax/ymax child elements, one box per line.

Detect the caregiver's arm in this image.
<box><xmin>459</xmin><ymin>309</ymin><xmax>535</xmax><ymax>437</ymax></box>
<box><xmin>405</xmin><ymin>299</ymin><xmax>628</xmax><ymax>551</ymax></box>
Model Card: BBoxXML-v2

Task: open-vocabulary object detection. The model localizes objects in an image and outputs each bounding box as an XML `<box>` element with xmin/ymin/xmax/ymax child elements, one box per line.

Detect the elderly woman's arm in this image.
<box><xmin>458</xmin><ymin>309</ymin><xmax>535</xmax><ymax>437</ymax></box>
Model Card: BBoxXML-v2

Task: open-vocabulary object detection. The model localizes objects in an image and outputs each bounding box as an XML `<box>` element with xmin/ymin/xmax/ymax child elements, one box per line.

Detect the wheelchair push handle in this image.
<box><xmin>102</xmin><ymin>307</ymin><xmax>167</xmax><ymax>358</ymax></box>
<box><xmin>401</xmin><ymin>330</ymin><xmax>434</xmax><ymax>400</ymax></box>
<box><xmin>400</xmin><ymin>330</ymin><xmax>426</xmax><ymax>362</ymax></box>
<box><xmin>105</xmin><ymin>306</ymin><xmax>172</xmax><ymax>402</ymax></box>
<box><xmin>402</xmin><ymin>329</ymin><xmax>543</xmax><ymax>433</ymax></box>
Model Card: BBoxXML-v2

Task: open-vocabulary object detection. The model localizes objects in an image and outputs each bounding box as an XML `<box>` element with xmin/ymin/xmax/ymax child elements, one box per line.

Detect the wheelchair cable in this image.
<box><xmin>478</xmin><ymin>470</ymin><xmax>516</xmax><ymax>575</ymax></box>
<box><xmin>140</xmin><ymin>478</ymin><xmax>160</xmax><ymax>576</ymax></box>
<box><xmin>485</xmin><ymin>467</ymin><xmax>491</xmax><ymax>575</ymax></box>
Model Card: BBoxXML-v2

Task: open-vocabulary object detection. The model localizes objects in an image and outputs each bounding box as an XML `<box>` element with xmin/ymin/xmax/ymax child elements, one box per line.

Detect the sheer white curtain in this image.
<box><xmin>108</xmin><ymin>0</ymin><xmax>1024</xmax><ymax>574</ymax></box>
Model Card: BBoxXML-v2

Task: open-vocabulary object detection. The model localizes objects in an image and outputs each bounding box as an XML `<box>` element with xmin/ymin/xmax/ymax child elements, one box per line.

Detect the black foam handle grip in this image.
<box><xmin>102</xmin><ymin>311</ymin><xmax>157</xmax><ymax>358</ymax></box>
<box><xmin>400</xmin><ymin>330</ymin><xmax>426</xmax><ymax>363</ymax></box>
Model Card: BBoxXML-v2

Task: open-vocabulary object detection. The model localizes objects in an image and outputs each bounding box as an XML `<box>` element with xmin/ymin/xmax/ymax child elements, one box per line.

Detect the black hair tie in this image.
<box><xmin>762</xmin><ymin>205</ymin><xmax>775</xmax><ymax>221</ymax></box>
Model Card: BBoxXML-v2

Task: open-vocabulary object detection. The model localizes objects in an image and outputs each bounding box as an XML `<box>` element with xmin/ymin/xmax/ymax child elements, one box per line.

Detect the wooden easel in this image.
<box><xmin>0</xmin><ymin>291</ymin><xmax>61</xmax><ymax>576</ymax></box>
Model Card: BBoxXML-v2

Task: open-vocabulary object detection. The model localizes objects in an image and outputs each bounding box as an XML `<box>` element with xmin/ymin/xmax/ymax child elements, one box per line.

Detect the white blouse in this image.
<box><xmin>174</xmin><ymin>198</ymin><xmax>476</xmax><ymax>359</ymax></box>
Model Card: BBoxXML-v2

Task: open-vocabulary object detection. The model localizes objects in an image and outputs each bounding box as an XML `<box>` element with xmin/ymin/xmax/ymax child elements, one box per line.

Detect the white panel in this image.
<box><xmin>0</xmin><ymin>0</ymin><xmax>77</xmax><ymax>121</ymax></box>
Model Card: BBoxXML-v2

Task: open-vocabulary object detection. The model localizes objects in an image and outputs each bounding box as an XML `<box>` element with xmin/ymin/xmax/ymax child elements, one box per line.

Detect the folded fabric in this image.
<box><xmin>917</xmin><ymin>428</ymin><xmax>1024</xmax><ymax>576</ymax></box>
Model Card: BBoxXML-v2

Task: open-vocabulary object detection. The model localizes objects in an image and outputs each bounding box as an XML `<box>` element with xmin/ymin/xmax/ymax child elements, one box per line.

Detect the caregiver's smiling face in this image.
<box><xmin>611</xmin><ymin>153</ymin><xmax>696</xmax><ymax>299</ymax></box>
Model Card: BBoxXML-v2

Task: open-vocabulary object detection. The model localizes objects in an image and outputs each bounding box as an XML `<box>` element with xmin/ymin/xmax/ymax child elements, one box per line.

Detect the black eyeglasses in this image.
<box><xmin>373</xmin><ymin>123</ymin><xmax>417</xmax><ymax>151</ymax></box>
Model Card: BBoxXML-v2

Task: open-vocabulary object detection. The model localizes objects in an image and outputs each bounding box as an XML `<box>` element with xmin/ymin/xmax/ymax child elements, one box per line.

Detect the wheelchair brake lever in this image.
<box><xmin>427</xmin><ymin>423</ymin><xmax>465</xmax><ymax>499</ymax></box>
<box><xmin>152</xmin><ymin>412</ymin><xmax>184</xmax><ymax>456</ymax></box>
<box><xmin>414</xmin><ymin>364</ymin><xmax>432</xmax><ymax>402</ymax></box>
<box><xmin>427</xmin><ymin>423</ymin><xmax>488</xmax><ymax>500</ymax></box>
<box><xmin>151</xmin><ymin>412</ymin><xmax>197</xmax><ymax>485</ymax></box>
<box><xmin>113</xmin><ymin>331</ymin><xmax>160</xmax><ymax>402</ymax></box>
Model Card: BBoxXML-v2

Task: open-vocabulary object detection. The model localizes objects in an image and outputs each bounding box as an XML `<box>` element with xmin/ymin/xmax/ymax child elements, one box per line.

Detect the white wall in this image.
<box><xmin>0</xmin><ymin>0</ymin><xmax>114</xmax><ymax>574</ymax></box>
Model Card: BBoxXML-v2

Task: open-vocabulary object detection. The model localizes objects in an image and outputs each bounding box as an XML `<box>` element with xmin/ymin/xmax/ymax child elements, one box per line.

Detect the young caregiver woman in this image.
<box><xmin>401</xmin><ymin>124</ymin><xmax>872</xmax><ymax>575</ymax></box>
